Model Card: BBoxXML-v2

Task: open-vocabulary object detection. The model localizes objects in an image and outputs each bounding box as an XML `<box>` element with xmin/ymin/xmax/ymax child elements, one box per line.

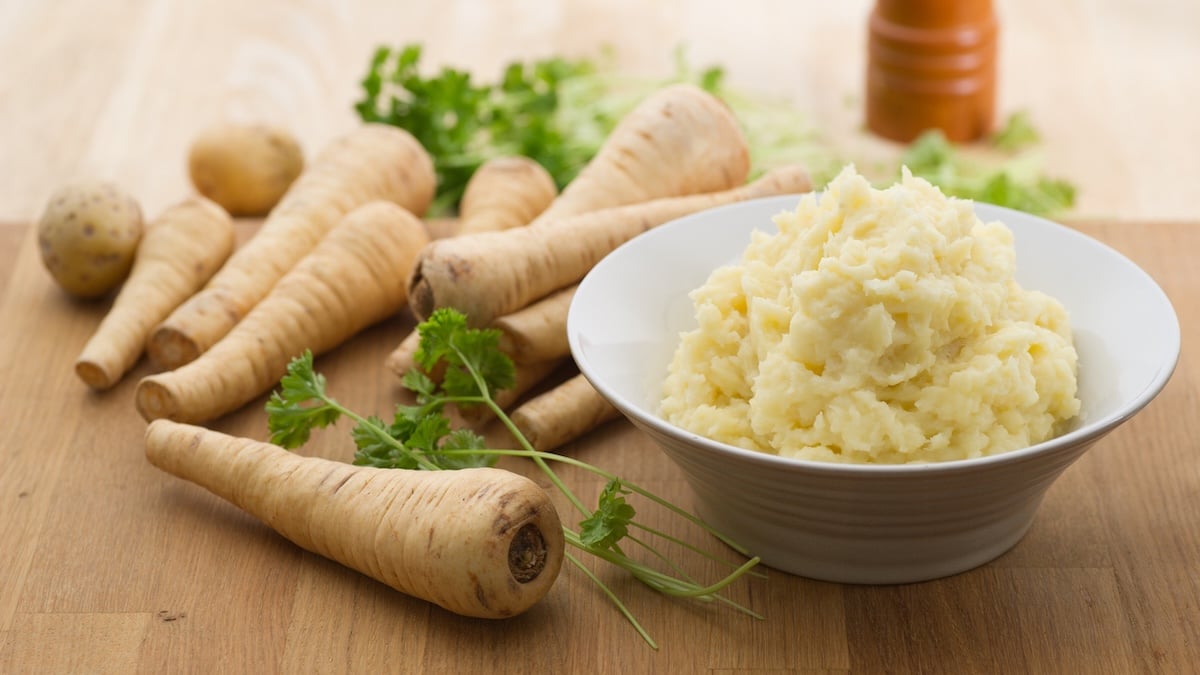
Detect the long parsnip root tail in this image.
<box><xmin>458</xmin><ymin>156</ymin><xmax>557</xmax><ymax>235</ymax></box>
<box><xmin>408</xmin><ymin>163</ymin><xmax>813</xmax><ymax>326</ymax></box>
<box><xmin>530</xmin><ymin>83</ymin><xmax>751</xmax><ymax>225</ymax></box>
<box><xmin>147</xmin><ymin>123</ymin><xmax>436</xmax><ymax>370</ymax></box>
<box><xmin>135</xmin><ymin>201</ymin><xmax>429</xmax><ymax>424</ymax></box>
<box><xmin>511</xmin><ymin>374</ymin><xmax>622</xmax><ymax>452</ymax></box>
<box><xmin>74</xmin><ymin>196</ymin><xmax>235</xmax><ymax>390</ymax></box>
<box><xmin>144</xmin><ymin>420</ymin><xmax>565</xmax><ymax>618</ymax></box>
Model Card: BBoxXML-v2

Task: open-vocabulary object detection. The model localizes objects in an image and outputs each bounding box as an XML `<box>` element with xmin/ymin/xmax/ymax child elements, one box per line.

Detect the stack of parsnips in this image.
<box><xmin>397</xmin><ymin>84</ymin><xmax>813</xmax><ymax>451</ymax></box>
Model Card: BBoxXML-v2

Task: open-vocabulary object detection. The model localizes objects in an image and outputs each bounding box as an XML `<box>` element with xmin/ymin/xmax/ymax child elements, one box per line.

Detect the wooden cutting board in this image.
<box><xmin>1</xmin><ymin>219</ymin><xmax>1197</xmax><ymax>673</ymax></box>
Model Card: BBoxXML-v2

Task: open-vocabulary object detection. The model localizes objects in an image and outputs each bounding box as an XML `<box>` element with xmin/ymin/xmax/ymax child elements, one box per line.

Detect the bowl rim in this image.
<box><xmin>569</xmin><ymin>195</ymin><xmax>1182</xmax><ymax>477</ymax></box>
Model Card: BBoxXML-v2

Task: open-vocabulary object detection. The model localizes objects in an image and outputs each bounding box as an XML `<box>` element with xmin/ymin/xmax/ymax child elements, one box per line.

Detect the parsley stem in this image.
<box><xmin>442</xmin><ymin>341</ymin><xmax>591</xmax><ymax>519</ymax></box>
<box><xmin>304</xmin><ymin>387</ymin><xmax>446</xmax><ymax>472</ymax></box>
<box><xmin>563</xmin><ymin>551</ymin><xmax>657</xmax><ymax>649</ymax></box>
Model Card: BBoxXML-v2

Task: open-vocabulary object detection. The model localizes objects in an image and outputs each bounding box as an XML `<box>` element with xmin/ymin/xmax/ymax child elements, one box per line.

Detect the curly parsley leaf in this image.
<box><xmin>433</xmin><ymin>429</ymin><xmax>494</xmax><ymax>469</ymax></box>
<box><xmin>266</xmin><ymin>350</ymin><xmax>343</xmax><ymax>449</ymax></box>
<box><xmin>355</xmin><ymin>45</ymin><xmax>603</xmax><ymax>214</ymax></box>
<box><xmin>264</xmin><ymin>310</ymin><xmax>761</xmax><ymax>649</ymax></box>
<box><xmin>351</xmin><ymin>414</ymin><xmax>419</xmax><ymax>469</ymax></box>
<box><xmin>579</xmin><ymin>479</ymin><xmax>637</xmax><ymax>551</ymax></box>
<box><xmin>414</xmin><ymin>308</ymin><xmax>515</xmax><ymax>401</ymax></box>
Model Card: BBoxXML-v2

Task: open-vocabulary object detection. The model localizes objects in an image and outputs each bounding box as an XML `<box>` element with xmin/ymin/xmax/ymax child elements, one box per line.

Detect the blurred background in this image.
<box><xmin>1</xmin><ymin>0</ymin><xmax>1196</xmax><ymax>222</ymax></box>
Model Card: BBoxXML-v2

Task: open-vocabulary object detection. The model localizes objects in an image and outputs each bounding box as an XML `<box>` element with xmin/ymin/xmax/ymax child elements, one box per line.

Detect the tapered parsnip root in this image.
<box><xmin>511</xmin><ymin>374</ymin><xmax>622</xmax><ymax>452</ymax></box>
<box><xmin>409</xmin><ymin>164</ymin><xmax>812</xmax><ymax>325</ymax></box>
<box><xmin>493</xmin><ymin>287</ymin><xmax>575</xmax><ymax>364</ymax></box>
<box><xmin>458</xmin><ymin>157</ymin><xmax>557</xmax><ymax>235</ymax></box>
<box><xmin>135</xmin><ymin>201</ymin><xmax>429</xmax><ymax>423</ymax></box>
<box><xmin>74</xmin><ymin>197</ymin><xmax>235</xmax><ymax>389</ymax></box>
<box><xmin>144</xmin><ymin>420</ymin><xmax>565</xmax><ymax>618</ymax></box>
<box><xmin>148</xmin><ymin>124</ymin><xmax>436</xmax><ymax>369</ymax></box>
<box><xmin>529</xmin><ymin>83</ymin><xmax>750</xmax><ymax>226</ymax></box>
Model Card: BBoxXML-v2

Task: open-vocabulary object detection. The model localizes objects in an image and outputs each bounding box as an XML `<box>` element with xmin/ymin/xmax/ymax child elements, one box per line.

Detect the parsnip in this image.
<box><xmin>148</xmin><ymin>124</ymin><xmax>435</xmax><ymax>369</ymax></box>
<box><xmin>136</xmin><ymin>201</ymin><xmax>428</xmax><ymax>423</ymax></box>
<box><xmin>145</xmin><ymin>419</ymin><xmax>564</xmax><ymax>619</ymax></box>
<box><xmin>511</xmin><ymin>373</ymin><xmax>622</xmax><ymax>452</ymax></box>
<box><xmin>528</xmin><ymin>83</ymin><xmax>750</xmax><ymax>226</ymax></box>
<box><xmin>458</xmin><ymin>156</ymin><xmax>557</xmax><ymax>235</ymax></box>
<box><xmin>75</xmin><ymin>197</ymin><xmax>234</xmax><ymax>389</ymax></box>
<box><xmin>408</xmin><ymin>164</ymin><xmax>812</xmax><ymax>326</ymax></box>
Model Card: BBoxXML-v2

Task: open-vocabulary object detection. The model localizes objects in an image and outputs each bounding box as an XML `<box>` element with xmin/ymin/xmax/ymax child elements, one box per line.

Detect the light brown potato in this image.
<box><xmin>37</xmin><ymin>180</ymin><xmax>144</xmax><ymax>298</ymax></box>
<box><xmin>187</xmin><ymin>122</ymin><xmax>304</xmax><ymax>216</ymax></box>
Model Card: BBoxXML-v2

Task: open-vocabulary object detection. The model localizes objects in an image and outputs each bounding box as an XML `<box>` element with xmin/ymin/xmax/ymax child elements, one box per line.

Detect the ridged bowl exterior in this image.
<box><xmin>630</xmin><ymin>415</ymin><xmax>1107</xmax><ymax>582</ymax></box>
<box><xmin>569</xmin><ymin>196</ymin><xmax>1180</xmax><ymax>584</ymax></box>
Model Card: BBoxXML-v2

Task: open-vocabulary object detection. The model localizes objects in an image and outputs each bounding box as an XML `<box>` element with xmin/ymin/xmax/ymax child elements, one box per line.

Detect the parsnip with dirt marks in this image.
<box><xmin>269</xmin><ymin>315</ymin><xmax>764</xmax><ymax>648</ymax></box>
<box><xmin>458</xmin><ymin>156</ymin><xmax>557</xmax><ymax>235</ymax></box>
<box><xmin>135</xmin><ymin>201</ymin><xmax>429</xmax><ymax>423</ymax></box>
<box><xmin>144</xmin><ymin>419</ymin><xmax>564</xmax><ymax>619</ymax></box>
<box><xmin>408</xmin><ymin>164</ymin><xmax>812</xmax><ymax>326</ymax></box>
<box><xmin>528</xmin><ymin>83</ymin><xmax>750</xmax><ymax>226</ymax></box>
<box><xmin>147</xmin><ymin>124</ymin><xmax>436</xmax><ymax>369</ymax></box>
<box><xmin>75</xmin><ymin>197</ymin><xmax>235</xmax><ymax>390</ymax></box>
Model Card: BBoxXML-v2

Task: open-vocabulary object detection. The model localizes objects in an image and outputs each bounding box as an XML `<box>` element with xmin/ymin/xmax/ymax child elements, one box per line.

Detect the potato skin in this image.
<box><xmin>187</xmin><ymin>122</ymin><xmax>304</xmax><ymax>216</ymax></box>
<box><xmin>37</xmin><ymin>180</ymin><xmax>144</xmax><ymax>298</ymax></box>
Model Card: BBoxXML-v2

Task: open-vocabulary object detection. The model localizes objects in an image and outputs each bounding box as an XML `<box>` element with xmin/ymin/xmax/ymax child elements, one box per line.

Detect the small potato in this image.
<box><xmin>37</xmin><ymin>180</ymin><xmax>144</xmax><ymax>298</ymax></box>
<box><xmin>187</xmin><ymin>122</ymin><xmax>304</xmax><ymax>217</ymax></box>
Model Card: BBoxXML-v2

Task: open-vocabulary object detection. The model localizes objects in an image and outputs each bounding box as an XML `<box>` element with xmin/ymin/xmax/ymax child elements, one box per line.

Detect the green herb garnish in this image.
<box><xmin>354</xmin><ymin>44</ymin><xmax>725</xmax><ymax>214</ymax></box>
<box><xmin>356</xmin><ymin>44</ymin><xmax>1076</xmax><ymax>216</ymax></box>
<box><xmin>267</xmin><ymin>309</ymin><xmax>762</xmax><ymax>648</ymax></box>
<box><xmin>900</xmin><ymin>123</ymin><xmax>1077</xmax><ymax>215</ymax></box>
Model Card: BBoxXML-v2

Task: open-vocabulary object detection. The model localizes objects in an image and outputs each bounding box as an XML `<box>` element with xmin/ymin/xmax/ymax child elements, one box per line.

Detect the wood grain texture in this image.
<box><xmin>0</xmin><ymin>1</ymin><xmax>1198</xmax><ymax>223</ymax></box>
<box><xmin>0</xmin><ymin>219</ymin><xmax>1196</xmax><ymax>673</ymax></box>
<box><xmin>1</xmin><ymin>1</ymin><xmax>1198</xmax><ymax>671</ymax></box>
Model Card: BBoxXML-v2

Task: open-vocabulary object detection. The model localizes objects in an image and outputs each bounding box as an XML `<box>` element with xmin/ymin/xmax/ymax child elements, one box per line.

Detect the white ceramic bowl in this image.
<box><xmin>568</xmin><ymin>195</ymin><xmax>1180</xmax><ymax>584</ymax></box>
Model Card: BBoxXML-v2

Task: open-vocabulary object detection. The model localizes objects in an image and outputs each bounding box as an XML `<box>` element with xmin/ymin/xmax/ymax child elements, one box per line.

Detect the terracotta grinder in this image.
<box><xmin>866</xmin><ymin>0</ymin><xmax>997</xmax><ymax>142</ymax></box>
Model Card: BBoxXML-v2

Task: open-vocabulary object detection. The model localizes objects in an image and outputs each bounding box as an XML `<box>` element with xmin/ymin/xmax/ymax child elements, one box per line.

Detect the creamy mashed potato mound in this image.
<box><xmin>660</xmin><ymin>167</ymin><xmax>1081</xmax><ymax>464</ymax></box>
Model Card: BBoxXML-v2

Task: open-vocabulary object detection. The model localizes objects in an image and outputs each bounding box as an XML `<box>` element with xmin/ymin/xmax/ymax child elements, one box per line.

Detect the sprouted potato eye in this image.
<box><xmin>37</xmin><ymin>180</ymin><xmax>144</xmax><ymax>298</ymax></box>
<box><xmin>661</xmin><ymin>166</ymin><xmax>1081</xmax><ymax>464</ymax></box>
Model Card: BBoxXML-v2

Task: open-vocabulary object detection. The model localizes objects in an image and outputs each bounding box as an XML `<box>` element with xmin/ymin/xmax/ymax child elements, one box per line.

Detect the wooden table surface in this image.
<box><xmin>1</xmin><ymin>1</ymin><xmax>1198</xmax><ymax>673</ymax></box>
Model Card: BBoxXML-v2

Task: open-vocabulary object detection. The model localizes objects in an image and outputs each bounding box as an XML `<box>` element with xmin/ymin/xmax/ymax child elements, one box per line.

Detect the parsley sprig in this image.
<box><xmin>899</xmin><ymin>116</ymin><xmax>1077</xmax><ymax>216</ymax></box>
<box><xmin>356</xmin><ymin>45</ymin><xmax>616</xmax><ymax>215</ymax></box>
<box><xmin>356</xmin><ymin>44</ymin><xmax>1076</xmax><ymax>217</ymax></box>
<box><xmin>354</xmin><ymin>44</ymin><xmax>725</xmax><ymax>215</ymax></box>
<box><xmin>266</xmin><ymin>309</ymin><xmax>762</xmax><ymax>648</ymax></box>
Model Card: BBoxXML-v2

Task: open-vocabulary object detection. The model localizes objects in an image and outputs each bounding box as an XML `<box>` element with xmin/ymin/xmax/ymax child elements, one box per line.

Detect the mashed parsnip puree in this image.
<box><xmin>660</xmin><ymin>166</ymin><xmax>1081</xmax><ymax>464</ymax></box>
